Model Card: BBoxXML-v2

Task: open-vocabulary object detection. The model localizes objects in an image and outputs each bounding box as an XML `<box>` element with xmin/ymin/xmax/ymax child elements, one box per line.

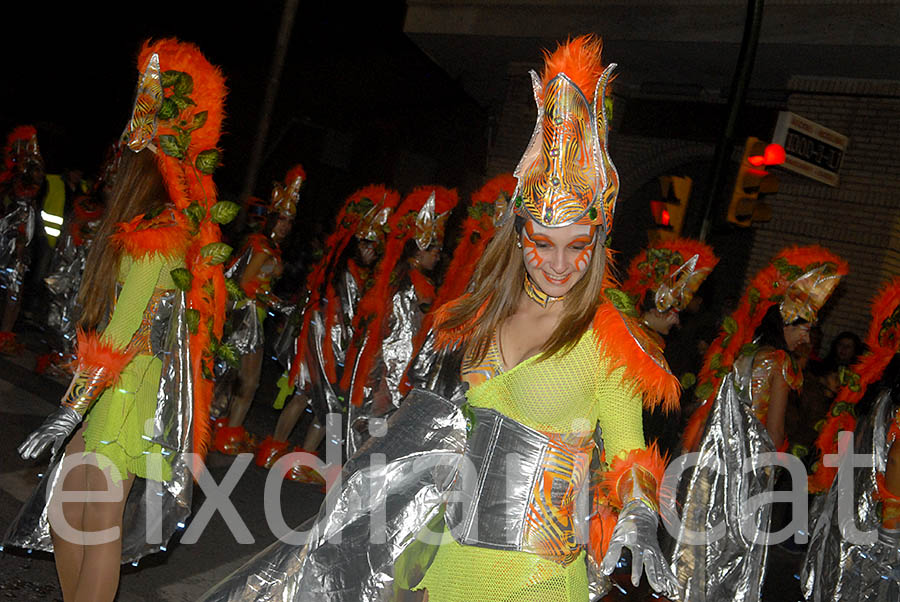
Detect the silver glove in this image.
<box><xmin>18</xmin><ymin>406</ymin><xmax>82</xmax><ymax>460</ymax></box>
<box><xmin>600</xmin><ymin>499</ymin><xmax>680</xmax><ymax>599</ymax></box>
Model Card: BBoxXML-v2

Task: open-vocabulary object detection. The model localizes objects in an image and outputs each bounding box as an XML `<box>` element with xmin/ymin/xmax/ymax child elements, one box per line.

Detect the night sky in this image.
<box><xmin>2</xmin><ymin>3</ymin><xmax>486</xmax><ymax>224</ymax></box>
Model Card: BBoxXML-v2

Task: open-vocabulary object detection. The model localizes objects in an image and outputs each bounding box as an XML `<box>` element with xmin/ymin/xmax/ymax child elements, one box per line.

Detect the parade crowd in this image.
<box><xmin>2</xmin><ymin>34</ymin><xmax>899</xmax><ymax>602</ymax></box>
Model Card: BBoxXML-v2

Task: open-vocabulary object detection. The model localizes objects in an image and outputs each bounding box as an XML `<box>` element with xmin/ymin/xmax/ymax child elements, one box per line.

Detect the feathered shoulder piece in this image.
<box><xmin>683</xmin><ymin>245</ymin><xmax>848</xmax><ymax>452</ymax></box>
<box><xmin>593</xmin><ymin>291</ymin><xmax>680</xmax><ymax>412</ymax></box>
<box><xmin>809</xmin><ymin>277</ymin><xmax>900</xmax><ymax>493</ymax></box>
<box><xmin>111</xmin><ymin>207</ymin><xmax>191</xmax><ymax>259</ymax></box>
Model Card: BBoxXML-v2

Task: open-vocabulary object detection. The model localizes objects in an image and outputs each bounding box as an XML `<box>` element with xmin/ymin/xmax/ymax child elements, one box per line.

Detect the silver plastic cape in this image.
<box><xmin>223</xmin><ymin>244</ymin><xmax>265</xmax><ymax>355</ymax></box>
<box><xmin>668</xmin><ymin>352</ymin><xmax>777</xmax><ymax>602</ymax></box>
<box><xmin>346</xmin><ymin>280</ymin><xmax>423</xmax><ymax>456</ymax></box>
<box><xmin>0</xmin><ymin>198</ymin><xmax>36</xmax><ymax>300</ymax></box>
<box><xmin>304</xmin><ymin>267</ymin><xmax>361</xmax><ymax>418</ymax></box>
<box><xmin>44</xmin><ymin>226</ymin><xmax>90</xmax><ymax>353</ymax></box>
<box><xmin>801</xmin><ymin>386</ymin><xmax>900</xmax><ymax>601</ymax></box>
<box><xmin>3</xmin><ymin>292</ymin><xmax>196</xmax><ymax>564</ymax></box>
<box><xmin>199</xmin><ymin>378</ymin><xmax>468</xmax><ymax>602</ymax></box>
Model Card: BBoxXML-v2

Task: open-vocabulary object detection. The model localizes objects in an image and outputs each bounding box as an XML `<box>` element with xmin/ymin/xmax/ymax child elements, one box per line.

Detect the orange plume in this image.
<box><xmin>541</xmin><ymin>35</ymin><xmax>606</xmax><ymax>102</ymax></box>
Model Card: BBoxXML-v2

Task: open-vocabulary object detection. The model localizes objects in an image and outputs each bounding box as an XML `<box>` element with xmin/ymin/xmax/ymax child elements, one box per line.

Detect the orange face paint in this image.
<box><xmin>522</xmin><ymin>221</ymin><xmax>546</xmax><ymax>268</ymax></box>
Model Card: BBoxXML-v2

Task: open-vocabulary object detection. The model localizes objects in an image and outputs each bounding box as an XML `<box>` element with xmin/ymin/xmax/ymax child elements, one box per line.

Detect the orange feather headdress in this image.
<box><xmin>120</xmin><ymin>38</ymin><xmax>229</xmax><ymax>461</ymax></box>
<box><xmin>623</xmin><ymin>237</ymin><xmax>719</xmax><ymax>313</ymax></box>
<box><xmin>808</xmin><ymin>277</ymin><xmax>900</xmax><ymax>493</ymax></box>
<box><xmin>513</xmin><ymin>35</ymin><xmax>619</xmax><ymax>235</ymax></box>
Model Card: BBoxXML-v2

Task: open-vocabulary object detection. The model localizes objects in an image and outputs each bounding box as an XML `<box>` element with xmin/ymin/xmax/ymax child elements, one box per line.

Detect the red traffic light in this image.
<box><xmin>747</xmin><ymin>143</ymin><xmax>786</xmax><ymax>168</ymax></box>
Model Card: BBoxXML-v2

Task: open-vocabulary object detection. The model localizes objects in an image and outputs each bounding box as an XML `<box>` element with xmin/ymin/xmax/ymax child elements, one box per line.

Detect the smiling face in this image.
<box><xmin>783</xmin><ymin>322</ymin><xmax>811</xmax><ymax>352</ymax></box>
<box><xmin>521</xmin><ymin>220</ymin><xmax>596</xmax><ymax>297</ymax></box>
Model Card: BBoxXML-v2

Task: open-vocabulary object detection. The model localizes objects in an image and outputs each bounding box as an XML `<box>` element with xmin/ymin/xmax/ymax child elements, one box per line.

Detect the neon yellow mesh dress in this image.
<box><xmin>81</xmin><ymin>253</ymin><xmax>183</xmax><ymax>482</ymax></box>
<box><xmin>415</xmin><ymin>328</ymin><xmax>646</xmax><ymax>602</ymax></box>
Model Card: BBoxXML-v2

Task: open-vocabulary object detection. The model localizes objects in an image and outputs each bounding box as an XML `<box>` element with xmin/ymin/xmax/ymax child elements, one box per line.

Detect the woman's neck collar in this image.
<box><xmin>523</xmin><ymin>276</ymin><xmax>565</xmax><ymax>309</ymax></box>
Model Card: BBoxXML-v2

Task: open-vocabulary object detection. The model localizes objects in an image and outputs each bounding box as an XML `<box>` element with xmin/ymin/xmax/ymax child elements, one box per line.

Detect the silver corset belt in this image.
<box><xmin>445</xmin><ymin>406</ymin><xmax>550</xmax><ymax>551</ymax></box>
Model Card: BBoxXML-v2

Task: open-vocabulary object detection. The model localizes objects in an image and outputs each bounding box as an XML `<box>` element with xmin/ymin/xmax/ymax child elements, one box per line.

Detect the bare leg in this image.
<box><xmin>227</xmin><ymin>349</ymin><xmax>264</xmax><ymax>427</ymax></box>
<box><xmin>49</xmin><ymin>425</ymin><xmax>88</xmax><ymax>601</ymax></box>
<box><xmin>71</xmin><ymin>466</ymin><xmax>134</xmax><ymax>602</ymax></box>
<box><xmin>273</xmin><ymin>392</ymin><xmax>309</xmax><ymax>442</ymax></box>
<box><xmin>301</xmin><ymin>420</ymin><xmax>325</xmax><ymax>453</ymax></box>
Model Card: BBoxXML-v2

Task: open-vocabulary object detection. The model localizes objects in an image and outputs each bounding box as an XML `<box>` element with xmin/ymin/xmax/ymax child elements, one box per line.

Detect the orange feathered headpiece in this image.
<box><xmin>623</xmin><ymin>238</ymin><xmax>719</xmax><ymax>313</ymax></box>
<box><xmin>513</xmin><ymin>35</ymin><xmax>619</xmax><ymax>235</ymax></box>
<box><xmin>269</xmin><ymin>164</ymin><xmax>306</xmax><ymax>218</ymax></box>
<box><xmin>398</xmin><ymin>175</ymin><xmax>516</xmax><ymax>396</ymax></box>
<box><xmin>340</xmin><ymin>185</ymin><xmax>458</xmax><ymax>407</ymax></box>
<box><xmin>121</xmin><ymin>38</ymin><xmax>228</xmax><ymax>463</ymax></box>
<box><xmin>808</xmin><ymin>277</ymin><xmax>900</xmax><ymax>493</ymax></box>
<box><xmin>288</xmin><ymin>184</ymin><xmax>401</xmax><ymax>386</ymax></box>
<box><xmin>1</xmin><ymin>125</ymin><xmax>42</xmax><ymax>181</ymax></box>
<box><xmin>683</xmin><ymin>245</ymin><xmax>848</xmax><ymax>453</ymax></box>
<box><xmin>125</xmin><ymin>38</ymin><xmax>227</xmax><ymax>211</ymax></box>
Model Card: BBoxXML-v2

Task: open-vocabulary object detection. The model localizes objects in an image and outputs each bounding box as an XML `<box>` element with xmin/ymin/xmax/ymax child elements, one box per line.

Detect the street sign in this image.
<box><xmin>772</xmin><ymin>111</ymin><xmax>848</xmax><ymax>187</ymax></box>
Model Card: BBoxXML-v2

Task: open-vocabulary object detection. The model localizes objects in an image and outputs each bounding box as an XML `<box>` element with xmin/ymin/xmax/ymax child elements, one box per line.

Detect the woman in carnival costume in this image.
<box><xmin>670</xmin><ymin>246</ymin><xmax>847</xmax><ymax>602</ymax></box>
<box><xmin>621</xmin><ymin>237</ymin><xmax>718</xmax><ymax>457</ymax></box>
<box><xmin>5</xmin><ymin>38</ymin><xmax>230</xmax><ymax>601</ymax></box>
<box><xmin>255</xmin><ymin>184</ymin><xmax>400</xmax><ymax>481</ymax></box>
<box><xmin>398</xmin><ymin>173</ymin><xmax>517</xmax><ymax>399</ymax></box>
<box><xmin>0</xmin><ymin>125</ymin><xmax>46</xmax><ymax>351</ymax></box>
<box><xmin>622</xmin><ymin>237</ymin><xmax>718</xmax><ymax>349</ymax></box>
<box><xmin>199</xmin><ymin>35</ymin><xmax>680</xmax><ymax>602</ymax></box>
<box><xmin>802</xmin><ymin>277</ymin><xmax>900</xmax><ymax>601</ymax></box>
<box><xmin>212</xmin><ymin>165</ymin><xmax>304</xmax><ymax>454</ymax></box>
<box><xmin>340</xmin><ymin>184</ymin><xmax>459</xmax><ymax>457</ymax></box>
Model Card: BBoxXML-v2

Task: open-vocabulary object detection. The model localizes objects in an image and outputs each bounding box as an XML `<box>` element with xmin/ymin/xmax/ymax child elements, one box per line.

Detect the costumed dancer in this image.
<box><xmin>212</xmin><ymin>165</ymin><xmax>304</xmax><ymax>454</ymax></box>
<box><xmin>620</xmin><ymin>237</ymin><xmax>718</xmax><ymax>455</ymax></box>
<box><xmin>0</xmin><ymin>125</ymin><xmax>46</xmax><ymax>351</ymax></box>
<box><xmin>398</xmin><ymin>173</ymin><xmax>517</xmax><ymax>398</ymax></box>
<box><xmin>5</xmin><ymin>38</ymin><xmax>230</xmax><ymax>602</ymax></box>
<box><xmin>670</xmin><ymin>246</ymin><xmax>847</xmax><ymax>602</ymax></box>
<box><xmin>255</xmin><ymin>184</ymin><xmax>400</xmax><ymax>482</ymax></box>
<box><xmin>802</xmin><ymin>278</ymin><xmax>900</xmax><ymax>601</ymax></box>
<box><xmin>199</xmin><ymin>34</ymin><xmax>681</xmax><ymax>602</ymax></box>
<box><xmin>43</xmin><ymin>146</ymin><xmax>117</xmax><ymax>368</ymax></box>
<box><xmin>340</xmin><ymin>184</ymin><xmax>458</xmax><ymax>457</ymax></box>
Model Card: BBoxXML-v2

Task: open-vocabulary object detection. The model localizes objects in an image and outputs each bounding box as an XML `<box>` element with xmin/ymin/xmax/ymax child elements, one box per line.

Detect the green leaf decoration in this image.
<box><xmin>218</xmin><ymin>343</ymin><xmax>239</xmax><ymax>369</ymax></box>
<box><xmin>158</xmin><ymin>135</ymin><xmax>185</xmax><ymax>159</ymax></box>
<box><xmin>187</xmin><ymin>110</ymin><xmax>208</xmax><ymax>132</ymax></box>
<box><xmin>210</xmin><ymin>201</ymin><xmax>240</xmax><ymax>224</ymax></box>
<box><xmin>722</xmin><ymin>316</ymin><xmax>738</xmax><ymax>335</ymax></box>
<box><xmin>185</xmin><ymin>308</ymin><xmax>200</xmax><ymax>335</ymax></box>
<box><xmin>202</xmin><ymin>362</ymin><xmax>213</xmax><ymax>380</ymax></box>
<box><xmin>604</xmin><ymin>287</ymin><xmax>639</xmax><ymax>317</ymax></box>
<box><xmin>695</xmin><ymin>382</ymin><xmax>714</xmax><ymax>401</ymax></box>
<box><xmin>171</xmin><ymin>94</ymin><xmax>196</xmax><ymax>112</ymax></box>
<box><xmin>170</xmin><ymin>268</ymin><xmax>193</xmax><ymax>291</ymax></box>
<box><xmin>158</xmin><ymin>98</ymin><xmax>179</xmax><ymax>121</ymax></box>
<box><xmin>831</xmin><ymin>402</ymin><xmax>856</xmax><ymax>417</ymax></box>
<box><xmin>680</xmin><ymin>372</ymin><xmax>697</xmax><ymax>389</ymax></box>
<box><xmin>195</xmin><ymin>149</ymin><xmax>220</xmax><ymax>175</ymax></box>
<box><xmin>739</xmin><ymin>342</ymin><xmax>759</xmax><ymax>357</ymax></box>
<box><xmin>709</xmin><ymin>353</ymin><xmax>722</xmax><ymax>371</ymax></box>
<box><xmin>225</xmin><ymin>278</ymin><xmax>245</xmax><ymax>301</ymax></box>
<box><xmin>161</xmin><ymin>70</ymin><xmax>180</xmax><ymax>88</ymax></box>
<box><xmin>201</xmin><ymin>242</ymin><xmax>233</xmax><ymax>265</ymax></box>
<box><xmin>183</xmin><ymin>202</ymin><xmax>205</xmax><ymax>227</ymax></box>
<box><xmin>460</xmin><ymin>403</ymin><xmax>478</xmax><ymax>434</ymax></box>
<box><xmin>174</xmin><ymin>72</ymin><xmax>194</xmax><ymax>96</ymax></box>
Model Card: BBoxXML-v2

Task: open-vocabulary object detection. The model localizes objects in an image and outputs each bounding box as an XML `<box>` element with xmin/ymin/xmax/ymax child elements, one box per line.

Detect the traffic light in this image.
<box><xmin>649</xmin><ymin>175</ymin><xmax>692</xmax><ymax>242</ymax></box>
<box><xmin>727</xmin><ymin>137</ymin><xmax>785</xmax><ymax>227</ymax></box>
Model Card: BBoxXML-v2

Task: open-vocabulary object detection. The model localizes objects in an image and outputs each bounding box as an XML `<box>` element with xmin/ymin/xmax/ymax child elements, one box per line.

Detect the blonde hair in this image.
<box><xmin>435</xmin><ymin>215</ymin><xmax>611</xmax><ymax>363</ymax></box>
